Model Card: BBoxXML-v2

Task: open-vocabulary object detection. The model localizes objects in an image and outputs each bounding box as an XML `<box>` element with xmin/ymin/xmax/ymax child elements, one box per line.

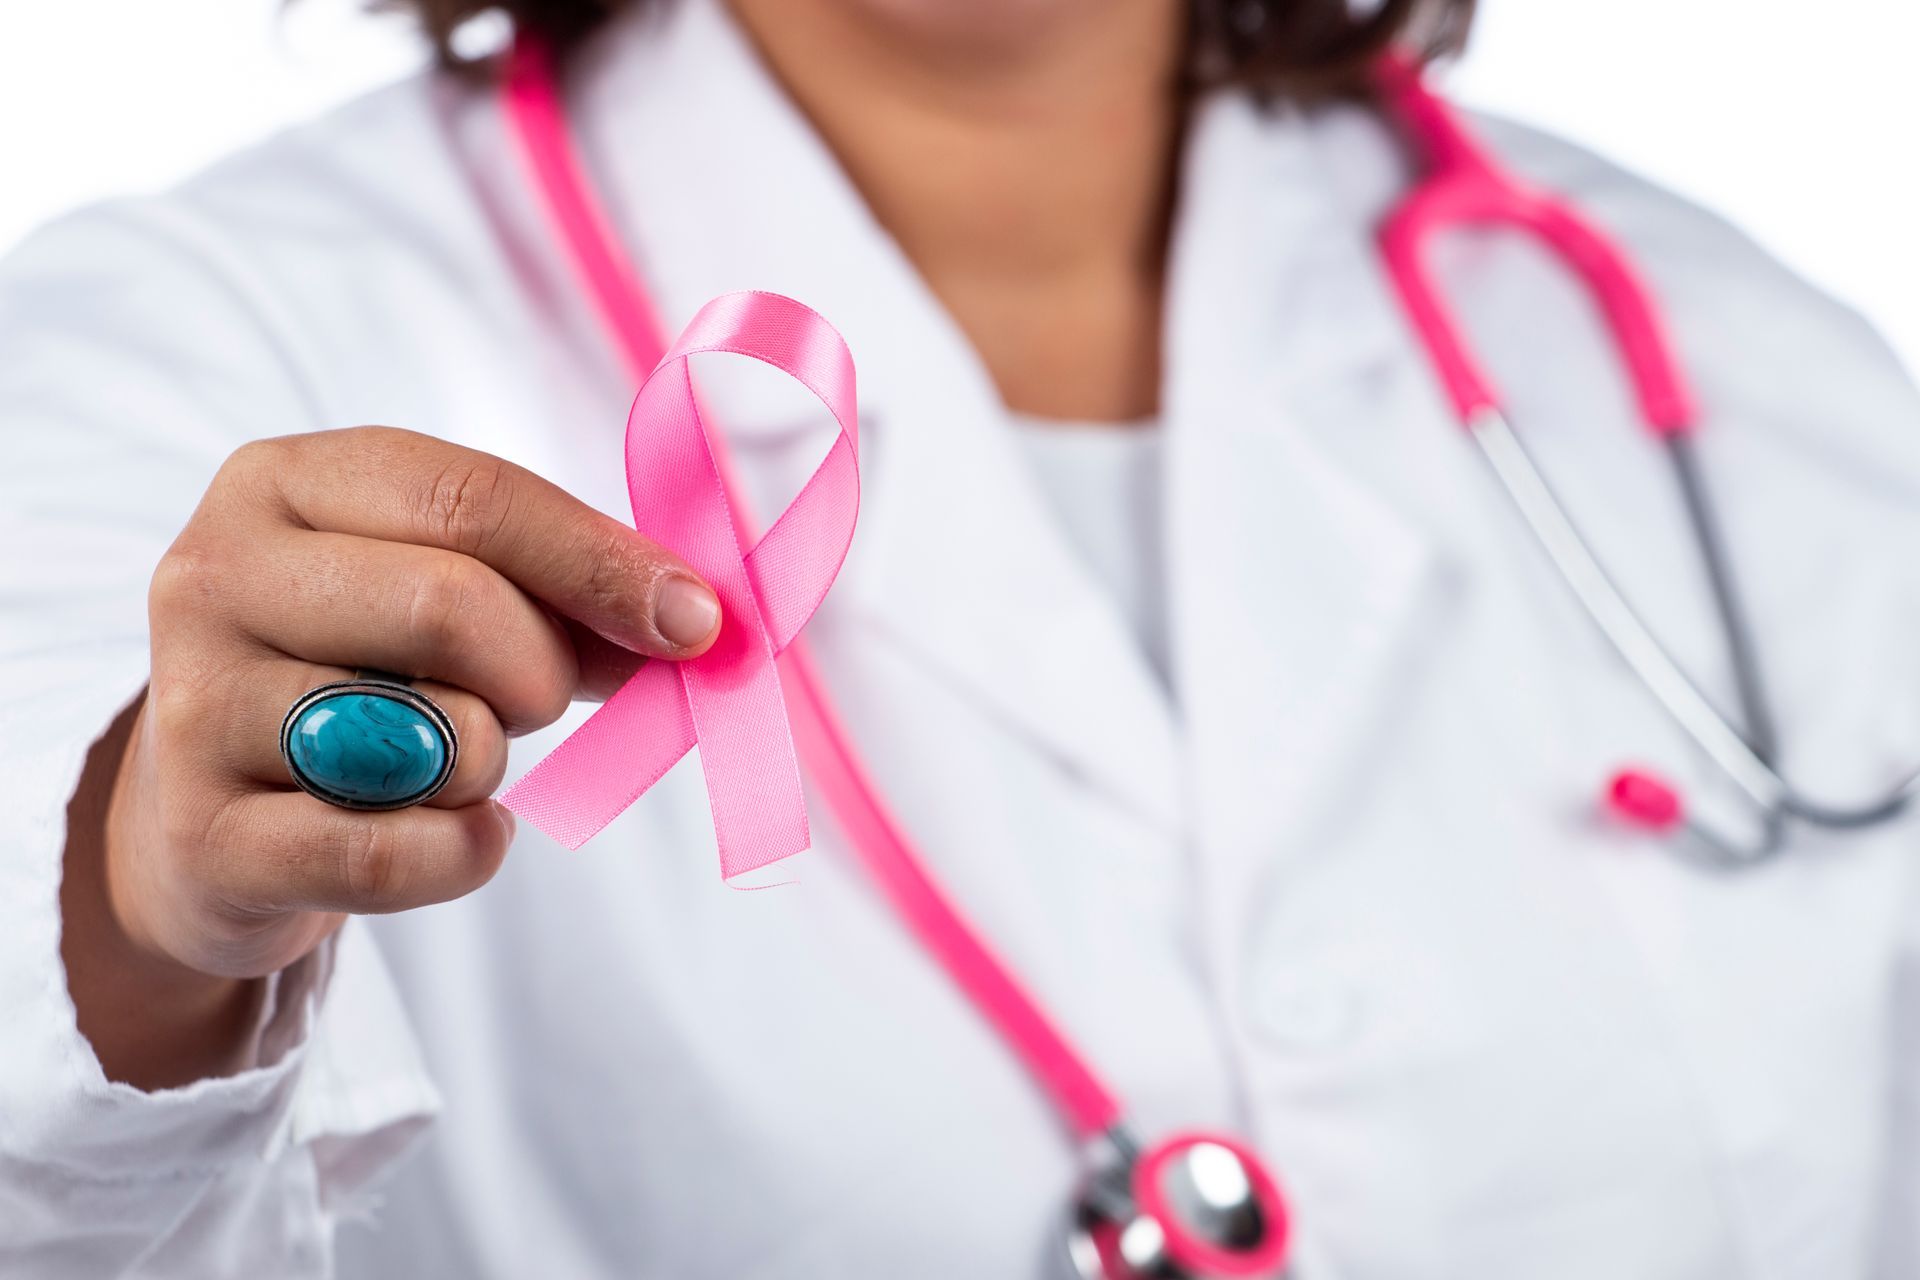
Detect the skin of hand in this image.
<box><xmin>61</xmin><ymin>427</ymin><xmax>722</xmax><ymax>1088</ymax></box>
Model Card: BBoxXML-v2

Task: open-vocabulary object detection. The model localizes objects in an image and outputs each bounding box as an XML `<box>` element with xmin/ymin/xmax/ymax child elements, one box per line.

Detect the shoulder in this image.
<box><xmin>0</xmin><ymin>68</ymin><xmax>517</xmax><ymax>352</ymax></box>
<box><xmin>55</xmin><ymin>69</ymin><xmax>498</xmax><ymax>257</ymax></box>
<box><xmin>0</xmin><ymin>67</ymin><xmax>547</xmax><ymax>437</ymax></box>
<box><xmin>161</xmin><ymin>70</ymin><xmax>506</xmax><ymax>272</ymax></box>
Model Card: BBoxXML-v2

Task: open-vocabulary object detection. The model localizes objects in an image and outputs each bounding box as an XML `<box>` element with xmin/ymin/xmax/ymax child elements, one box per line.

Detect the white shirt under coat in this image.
<box><xmin>3</xmin><ymin>1</ymin><xmax>1920</xmax><ymax>1275</ymax></box>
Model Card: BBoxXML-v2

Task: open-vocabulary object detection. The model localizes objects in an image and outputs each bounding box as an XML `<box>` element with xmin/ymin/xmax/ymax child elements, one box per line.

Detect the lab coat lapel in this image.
<box><xmin>1165</xmin><ymin>95</ymin><xmax>1441</xmax><ymax>875</ymax></box>
<box><xmin>574</xmin><ymin>0</ymin><xmax>1181</xmax><ymax>829</ymax></box>
<box><xmin>847</xmin><ymin>375</ymin><xmax>1185</xmax><ymax>831</ymax></box>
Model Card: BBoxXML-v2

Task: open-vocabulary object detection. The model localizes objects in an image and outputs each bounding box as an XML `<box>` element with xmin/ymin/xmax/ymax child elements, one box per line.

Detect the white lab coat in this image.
<box><xmin>3</xmin><ymin>1</ymin><xmax>1920</xmax><ymax>1276</ymax></box>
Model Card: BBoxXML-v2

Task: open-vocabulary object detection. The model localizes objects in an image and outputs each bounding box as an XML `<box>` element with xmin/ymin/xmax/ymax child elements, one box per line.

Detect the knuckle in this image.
<box><xmin>338</xmin><ymin>424</ymin><xmax>421</xmax><ymax>457</ymax></box>
<box><xmin>493</xmin><ymin>666</ymin><xmax>574</xmax><ymax>738</ymax></box>
<box><xmin>578</xmin><ymin>527</ymin><xmax>658</xmax><ymax>620</ymax></box>
<box><xmin>499</xmin><ymin>627</ymin><xmax>577</xmax><ymax>731</ymax></box>
<box><xmin>218</xmin><ymin>436</ymin><xmax>286</xmax><ymax>484</ymax></box>
<box><xmin>455</xmin><ymin>804</ymin><xmax>511</xmax><ymax>886</ymax></box>
<box><xmin>193</xmin><ymin>793</ymin><xmax>291</xmax><ymax>917</ymax></box>
<box><xmin>457</xmin><ymin>705</ymin><xmax>511</xmax><ymax>792</ymax></box>
<box><xmin>338</xmin><ymin>424</ymin><xmax>406</xmax><ymax>447</ymax></box>
<box><xmin>144</xmin><ymin>667</ymin><xmax>214</xmax><ymax>745</ymax></box>
<box><xmin>211</xmin><ymin>436</ymin><xmax>298</xmax><ymax>509</ymax></box>
<box><xmin>339</xmin><ymin>816</ymin><xmax>410</xmax><ymax>911</ymax></box>
<box><xmin>403</xmin><ymin>556</ymin><xmax>491</xmax><ymax>653</ymax></box>
<box><xmin>417</xmin><ymin>455</ymin><xmax>516</xmax><ymax>556</ymax></box>
<box><xmin>526</xmin><ymin>666</ymin><xmax>575</xmax><ymax>729</ymax></box>
<box><xmin>156</xmin><ymin>781</ymin><xmax>224</xmax><ymax>870</ymax></box>
<box><xmin>468</xmin><ymin>817</ymin><xmax>511</xmax><ymax>888</ymax></box>
<box><xmin>148</xmin><ymin>540</ymin><xmax>226</xmax><ymax>617</ymax></box>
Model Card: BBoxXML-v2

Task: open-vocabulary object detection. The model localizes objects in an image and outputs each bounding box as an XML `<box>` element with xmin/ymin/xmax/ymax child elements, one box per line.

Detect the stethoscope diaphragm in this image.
<box><xmin>1064</xmin><ymin>1131</ymin><xmax>1289</xmax><ymax>1279</ymax></box>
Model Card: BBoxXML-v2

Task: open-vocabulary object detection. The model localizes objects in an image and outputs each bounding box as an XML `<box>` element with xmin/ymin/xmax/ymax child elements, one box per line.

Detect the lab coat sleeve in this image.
<box><xmin>1877</xmin><ymin>907</ymin><xmax>1920</xmax><ymax>1279</ymax></box>
<box><xmin>0</xmin><ymin>202</ymin><xmax>440</xmax><ymax>1277</ymax></box>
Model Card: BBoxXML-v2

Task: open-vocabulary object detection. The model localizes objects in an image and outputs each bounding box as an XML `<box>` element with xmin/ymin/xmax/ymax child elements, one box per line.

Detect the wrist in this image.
<box><xmin>63</xmin><ymin>693</ymin><xmax>261</xmax><ymax>1088</ymax></box>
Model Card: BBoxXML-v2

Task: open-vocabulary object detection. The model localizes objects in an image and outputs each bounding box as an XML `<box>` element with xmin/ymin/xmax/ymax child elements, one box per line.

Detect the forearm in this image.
<box><xmin>60</xmin><ymin>694</ymin><xmax>262</xmax><ymax>1090</ymax></box>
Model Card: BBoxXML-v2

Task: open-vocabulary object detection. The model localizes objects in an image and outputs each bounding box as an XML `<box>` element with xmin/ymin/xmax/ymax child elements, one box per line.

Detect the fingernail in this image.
<box><xmin>655</xmin><ymin>576</ymin><xmax>721</xmax><ymax>650</ymax></box>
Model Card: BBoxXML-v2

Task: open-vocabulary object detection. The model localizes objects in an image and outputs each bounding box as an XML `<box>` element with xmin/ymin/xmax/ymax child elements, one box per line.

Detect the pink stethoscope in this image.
<box><xmin>501</xmin><ymin>37</ymin><xmax>1917</xmax><ymax>1280</ymax></box>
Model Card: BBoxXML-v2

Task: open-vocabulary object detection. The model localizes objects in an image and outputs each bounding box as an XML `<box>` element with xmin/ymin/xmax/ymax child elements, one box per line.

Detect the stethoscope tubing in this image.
<box><xmin>1664</xmin><ymin>433</ymin><xmax>1778</xmax><ymax>765</ymax></box>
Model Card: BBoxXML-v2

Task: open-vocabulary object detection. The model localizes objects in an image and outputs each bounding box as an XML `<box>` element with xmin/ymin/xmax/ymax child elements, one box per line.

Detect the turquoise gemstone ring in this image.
<box><xmin>279</xmin><ymin>673</ymin><xmax>458</xmax><ymax>811</ymax></box>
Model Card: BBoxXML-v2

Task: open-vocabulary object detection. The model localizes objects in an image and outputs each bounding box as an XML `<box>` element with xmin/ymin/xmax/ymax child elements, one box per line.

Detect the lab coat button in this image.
<box><xmin>1254</xmin><ymin>975</ymin><xmax>1360</xmax><ymax>1050</ymax></box>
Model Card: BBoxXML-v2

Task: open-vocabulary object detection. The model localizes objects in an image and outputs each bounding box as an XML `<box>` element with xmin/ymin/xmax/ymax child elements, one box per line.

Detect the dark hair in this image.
<box><xmin>391</xmin><ymin>0</ymin><xmax>1476</xmax><ymax>100</ymax></box>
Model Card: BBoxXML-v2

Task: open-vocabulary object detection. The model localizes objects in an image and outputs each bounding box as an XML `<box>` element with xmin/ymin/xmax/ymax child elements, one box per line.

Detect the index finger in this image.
<box><xmin>235</xmin><ymin>427</ymin><xmax>722</xmax><ymax>660</ymax></box>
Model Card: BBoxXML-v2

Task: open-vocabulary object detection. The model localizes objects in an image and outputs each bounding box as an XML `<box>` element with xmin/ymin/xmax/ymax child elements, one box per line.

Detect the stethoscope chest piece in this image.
<box><xmin>1064</xmin><ymin>1131</ymin><xmax>1290</xmax><ymax>1279</ymax></box>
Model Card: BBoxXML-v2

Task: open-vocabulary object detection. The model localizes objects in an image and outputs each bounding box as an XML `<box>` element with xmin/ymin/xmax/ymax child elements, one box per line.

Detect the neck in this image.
<box><xmin>728</xmin><ymin>0</ymin><xmax>1186</xmax><ymax>421</ymax></box>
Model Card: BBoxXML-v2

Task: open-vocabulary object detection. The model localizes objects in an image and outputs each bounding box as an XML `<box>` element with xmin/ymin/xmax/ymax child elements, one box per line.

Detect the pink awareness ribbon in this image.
<box><xmin>501</xmin><ymin>291</ymin><xmax>859</xmax><ymax>876</ymax></box>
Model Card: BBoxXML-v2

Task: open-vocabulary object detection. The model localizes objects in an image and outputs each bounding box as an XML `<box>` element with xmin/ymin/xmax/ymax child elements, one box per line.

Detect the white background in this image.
<box><xmin>0</xmin><ymin>0</ymin><xmax>1914</xmax><ymax>375</ymax></box>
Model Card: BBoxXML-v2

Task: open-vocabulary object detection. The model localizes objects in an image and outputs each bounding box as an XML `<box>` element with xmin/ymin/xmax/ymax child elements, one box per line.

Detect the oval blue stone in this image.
<box><xmin>286</xmin><ymin>692</ymin><xmax>448</xmax><ymax>806</ymax></box>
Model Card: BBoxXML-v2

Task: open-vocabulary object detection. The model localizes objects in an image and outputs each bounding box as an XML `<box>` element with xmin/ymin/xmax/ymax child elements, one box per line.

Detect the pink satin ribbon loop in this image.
<box><xmin>502</xmin><ymin>291</ymin><xmax>859</xmax><ymax>874</ymax></box>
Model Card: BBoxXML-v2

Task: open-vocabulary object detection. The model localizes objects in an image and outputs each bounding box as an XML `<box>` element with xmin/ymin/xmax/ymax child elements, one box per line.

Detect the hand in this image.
<box><xmin>63</xmin><ymin>427</ymin><xmax>721</xmax><ymax>1086</ymax></box>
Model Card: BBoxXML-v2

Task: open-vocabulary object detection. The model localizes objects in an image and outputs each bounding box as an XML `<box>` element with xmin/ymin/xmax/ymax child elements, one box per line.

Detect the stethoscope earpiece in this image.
<box><xmin>1065</xmin><ymin>1131</ymin><xmax>1289</xmax><ymax>1279</ymax></box>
